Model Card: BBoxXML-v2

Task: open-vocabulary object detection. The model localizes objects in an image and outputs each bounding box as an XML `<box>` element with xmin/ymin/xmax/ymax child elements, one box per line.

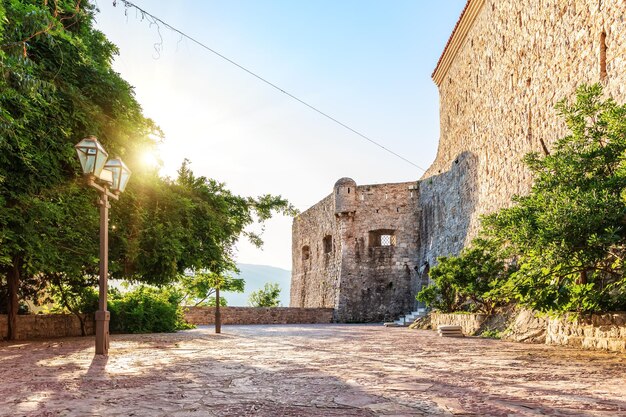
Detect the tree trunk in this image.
<box><xmin>7</xmin><ymin>260</ymin><xmax>20</xmax><ymax>341</ymax></box>
<box><xmin>578</xmin><ymin>270</ymin><xmax>588</xmax><ymax>285</ymax></box>
<box><xmin>78</xmin><ymin>314</ymin><xmax>86</xmax><ymax>337</ymax></box>
<box><xmin>215</xmin><ymin>287</ymin><xmax>221</xmax><ymax>334</ymax></box>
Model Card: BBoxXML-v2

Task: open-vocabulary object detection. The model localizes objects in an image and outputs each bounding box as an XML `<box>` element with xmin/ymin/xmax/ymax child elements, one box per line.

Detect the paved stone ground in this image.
<box><xmin>1</xmin><ymin>324</ymin><xmax>625</xmax><ymax>417</ymax></box>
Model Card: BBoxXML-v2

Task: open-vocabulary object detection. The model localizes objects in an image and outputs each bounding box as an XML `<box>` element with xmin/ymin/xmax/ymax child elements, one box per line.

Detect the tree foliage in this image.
<box><xmin>0</xmin><ymin>1</ymin><xmax>296</xmax><ymax>338</ymax></box>
<box><xmin>248</xmin><ymin>282</ymin><xmax>281</xmax><ymax>307</ymax></box>
<box><xmin>482</xmin><ymin>84</ymin><xmax>626</xmax><ymax>314</ymax></box>
<box><xmin>107</xmin><ymin>285</ymin><xmax>191</xmax><ymax>334</ymax></box>
<box><xmin>178</xmin><ymin>270</ymin><xmax>244</xmax><ymax>306</ymax></box>
<box><xmin>420</xmin><ymin>85</ymin><xmax>626</xmax><ymax>316</ymax></box>
<box><xmin>0</xmin><ymin>0</ymin><xmax>158</xmax><ymax>338</ymax></box>
<box><xmin>416</xmin><ymin>239</ymin><xmax>513</xmax><ymax>314</ymax></box>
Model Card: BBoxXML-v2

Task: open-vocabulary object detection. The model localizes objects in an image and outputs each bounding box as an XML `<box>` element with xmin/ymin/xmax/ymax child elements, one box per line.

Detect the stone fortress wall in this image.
<box><xmin>420</xmin><ymin>0</ymin><xmax>626</xmax><ymax>265</ymax></box>
<box><xmin>290</xmin><ymin>194</ymin><xmax>342</xmax><ymax>310</ymax></box>
<box><xmin>292</xmin><ymin>0</ymin><xmax>626</xmax><ymax>322</ymax></box>
<box><xmin>291</xmin><ymin>179</ymin><xmax>421</xmax><ymax>322</ymax></box>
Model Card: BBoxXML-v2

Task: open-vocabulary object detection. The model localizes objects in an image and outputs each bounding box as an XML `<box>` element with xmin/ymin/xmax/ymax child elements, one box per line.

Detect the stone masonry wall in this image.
<box><xmin>430</xmin><ymin>312</ymin><xmax>487</xmax><ymax>336</ymax></box>
<box><xmin>183</xmin><ymin>307</ymin><xmax>334</xmax><ymax>326</ymax></box>
<box><xmin>336</xmin><ymin>182</ymin><xmax>420</xmax><ymax>322</ymax></box>
<box><xmin>546</xmin><ymin>312</ymin><xmax>626</xmax><ymax>352</ymax></box>
<box><xmin>418</xmin><ymin>151</ymin><xmax>479</xmax><ymax>264</ymax></box>
<box><xmin>420</xmin><ymin>0</ymin><xmax>626</xmax><ymax>265</ymax></box>
<box><xmin>291</xmin><ymin>195</ymin><xmax>342</xmax><ymax>309</ymax></box>
<box><xmin>0</xmin><ymin>314</ymin><xmax>95</xmax><ymax>341</ymax></box>
<box><xmin>429</xmin><ymin>311</ymin><xmax>626</xmax><ymax>353</ymax></box>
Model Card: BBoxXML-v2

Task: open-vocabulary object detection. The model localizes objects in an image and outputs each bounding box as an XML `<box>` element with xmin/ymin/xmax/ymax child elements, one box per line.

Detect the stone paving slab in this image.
<box><xmin>0</xmin><ymin>324</ymin><xmax>625</xmax><ymax>416</ymax></box>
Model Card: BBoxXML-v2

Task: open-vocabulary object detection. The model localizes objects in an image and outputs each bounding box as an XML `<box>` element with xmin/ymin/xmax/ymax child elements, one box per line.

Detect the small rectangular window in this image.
<box><xmin>323</xmin><ymin>235</ymin><xmax>333</xmax><ymax>254</ymax></box>
<box><xmin>380</xmin><ymin>235</ymin><xmax>396</xmax><ymax>246</ymax></box>
<box><xmin>369</xmin><ymin>230</ymin><xmax>396</xmax><ymax>247</ymax></box>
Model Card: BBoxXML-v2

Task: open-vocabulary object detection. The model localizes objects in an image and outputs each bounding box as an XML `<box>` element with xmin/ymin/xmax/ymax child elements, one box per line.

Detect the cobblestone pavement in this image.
<box><xmin>1</xmin><ymin>324</ymin><xmax>625</xmax><ymax>417</ymax></box>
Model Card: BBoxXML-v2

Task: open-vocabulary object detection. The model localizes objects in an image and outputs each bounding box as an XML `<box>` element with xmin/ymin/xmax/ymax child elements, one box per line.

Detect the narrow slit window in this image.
<box><xmin>302</xmin><ymin>245</ymin><xmax>310</xmax><ymax>261</ymax></box>
<box><xmin>600</xmin><ymin>31</ymin><xmax>607</xmax><ymax>81</ymax></box>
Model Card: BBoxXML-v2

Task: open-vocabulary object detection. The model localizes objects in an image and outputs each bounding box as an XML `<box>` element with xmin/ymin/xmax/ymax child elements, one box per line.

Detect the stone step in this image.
<box><xmin>437</xmin><ymin>325</ymin><xmax>464</xmax><ymax>338</ymax></box>
<box><xmin>438</xmin><ymin>325</ymin><xmax>462</xmax><ymax>331</ymax></box>
<box><xmin>385</xmin><ymin>309</ymin><xmax>429</xmax><ymax>327</ymax></box>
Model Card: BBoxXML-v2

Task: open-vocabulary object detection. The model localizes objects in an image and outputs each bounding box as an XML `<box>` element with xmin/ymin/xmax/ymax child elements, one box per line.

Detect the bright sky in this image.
<box><xmin>93</xmin><ymin>0</ymin><xmax>466</xmax><ymax>271</ymax></box>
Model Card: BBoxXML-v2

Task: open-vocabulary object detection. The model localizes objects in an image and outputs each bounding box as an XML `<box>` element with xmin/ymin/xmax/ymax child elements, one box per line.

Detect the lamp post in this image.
<box><xmin>75</xmin><ymin>136</ymin><xmax>131</xmax><ymax>355</ymax></box>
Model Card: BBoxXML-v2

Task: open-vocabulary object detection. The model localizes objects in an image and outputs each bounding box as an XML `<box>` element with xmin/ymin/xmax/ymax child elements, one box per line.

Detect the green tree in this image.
<box><xmin>416</xmin><ymin>239</ymin><xmax>512</xmax><ymax>314</ymax></box>
<box><xmin>0</xmin><ymin>0</ymin><xmax>158</xmax><ymax>339</ymax></box>
<box><xmin>179</xmin><ymin>271</ymin><xmax>244</xmax><ymax>307</ymax></box>
<box><xmin>483</xmin><ymin>84</ymin><xmax>626</xmax><ymax>314</ymax></box>
<box><xmin>109</xmin><ymin>160</ymin><xmax>296</xmax><ymax>286</ymax></box>
<box><xmin>0</xmin><ymin>1</ymin><xmax>297</xmax><ymax>340</ymax></box>
<box><xmin>249</xmin><ymin>282</ymin><xmax>281</xmax><ymax>307</ymax></box>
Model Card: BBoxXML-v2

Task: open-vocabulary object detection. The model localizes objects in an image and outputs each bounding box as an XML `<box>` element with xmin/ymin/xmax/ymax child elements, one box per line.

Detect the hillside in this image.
<box><xmin>220</xmin><ymin>264</ymin><xmax>291</xmax><ymax>307</ymax></box>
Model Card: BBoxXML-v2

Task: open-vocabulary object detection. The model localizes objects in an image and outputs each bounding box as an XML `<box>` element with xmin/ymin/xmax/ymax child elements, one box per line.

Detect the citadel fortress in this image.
<box><xmin>290</xmin><ymin>0</ymin><xmax>626</xmax><ymax>322</ymax></box>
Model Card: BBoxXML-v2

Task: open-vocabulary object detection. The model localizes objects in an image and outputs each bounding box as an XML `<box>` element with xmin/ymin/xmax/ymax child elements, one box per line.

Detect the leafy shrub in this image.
<box><xmin>420</xmin><ymin>85</ymin><xmax>626</xmax><ymax>317</ymax></box>
<box><xmin>108</xmin><ymin>285</ymin><xmax>192</xmax><ymax>334</ymax></box>
<box><xmin>51</xmin><ymin>285</ymin><xmax>100</xmax><ymax>315</ymax></box>
<box><xmin>483</xmin><ymin>84</ymin><xmax>626</xmax><ymax>314</ymax></box>
<box><xmin>416</xmin><ymin>239</ymin><xmax>513</xmax><ymax>314</ymax></box>
<box><xmin>480</xmin><ymin>328</ymin><xmax>502</xmax><ymax>339</ymax></box>
<box><xmin>249</xmin><ymin>282</ymin><xmax>281</xmax><ymax>307</ymax></box>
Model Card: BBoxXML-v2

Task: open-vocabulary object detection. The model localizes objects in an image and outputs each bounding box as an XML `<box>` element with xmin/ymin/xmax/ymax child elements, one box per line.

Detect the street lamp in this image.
<box><xmin>75</xmin><ymin>136</ymin><xmax>131</xmax><ymax>355</ymax></box>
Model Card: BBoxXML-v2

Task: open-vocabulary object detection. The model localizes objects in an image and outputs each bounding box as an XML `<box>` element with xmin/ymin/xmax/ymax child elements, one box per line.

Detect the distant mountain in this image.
<box><xmin>220</xmin><ymin>263</ymin><xmax>291</xmax><ymax>307</ymax></box>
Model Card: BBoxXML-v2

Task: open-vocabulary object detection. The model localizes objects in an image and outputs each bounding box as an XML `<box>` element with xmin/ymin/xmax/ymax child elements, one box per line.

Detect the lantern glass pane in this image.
<box><xmin>118</xmin><ymin>169</ymin><xmax>131</xmax><ymax>193</ymax></box>
<box><xmin>76</xmin><ymin>147</ymin><xmax>95</xmax><ymax>174</ymax></box>
<box><xmin>105</xmin><ymin>159</ymin><xmax>121</xmax><ymax>191</ymax></box>
<box><xmin>75</xmin><ymin>137</ymin><xmax>108</xmax><ymax>176</ymax></box>
<box><xmin>94</xmin><ymin>151</ymin><xmax>108</xmax><ymax>178</ymax></box>
<box><xmin>104</xmin><ymin>158</ymin><xmax>131</xmax><ymax>192</ymax></box>
<box><xmin>99</xmin><ymin>169</ymin><xmax>113</xmax><ymax>184</ymax></box>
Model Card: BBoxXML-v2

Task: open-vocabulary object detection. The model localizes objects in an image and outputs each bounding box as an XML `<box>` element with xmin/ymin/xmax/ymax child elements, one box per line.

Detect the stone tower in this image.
<box><xmin>333</xmin><ymin>177</ymin><xmax>357</xmax><ymax>216</ymax></box>
<box><xmin>292</xmin><ymin>178</ymin><xmax>419</xmax><ymax>322</ymax></box>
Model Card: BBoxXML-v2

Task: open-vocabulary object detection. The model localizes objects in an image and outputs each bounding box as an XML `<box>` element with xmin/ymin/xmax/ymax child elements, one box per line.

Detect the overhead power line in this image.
<box><xmin>115</xmin><ymin>0</ymin><xmax>427</xmax><ymax>172</ymax></box>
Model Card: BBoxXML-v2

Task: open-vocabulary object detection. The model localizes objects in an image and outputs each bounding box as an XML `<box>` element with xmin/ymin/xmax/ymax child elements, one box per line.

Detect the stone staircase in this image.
<box><xmin>384</xmin><ymin>308</ymin><xmax>427</xmax><ymax>327</ymax></box>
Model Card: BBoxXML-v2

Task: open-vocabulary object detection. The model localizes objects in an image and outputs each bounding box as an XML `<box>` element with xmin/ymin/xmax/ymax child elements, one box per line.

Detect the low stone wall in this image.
<box><xmin>428</xmin><ymin>310</ymin><xmax>626</xmax><ymax>352</ymax></box>
<box><xmin>184</xmin><ymin>306</ymin><xmax>335</xmax><ymax>326</ymax></box>
<box><xmin>546</xmin><ymin>313</ymin><xmax>626</xmax><ymax>352</ymax></box>
<box><xmin>0</xmin><ymin>314</ymin><xmax>94</xmax><ymax>341</ymax></box>
<box><xmin>430</xmin><ymin>312</ymin><xmax>487</xmax><ymax>335</ymax></box>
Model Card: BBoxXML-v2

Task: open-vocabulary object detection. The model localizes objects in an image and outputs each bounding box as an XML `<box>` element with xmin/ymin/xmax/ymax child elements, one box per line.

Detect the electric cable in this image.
<box><xmin>115</xmin><ymin>0</ymin><xmax>427</xmax><ymax>172</ymax></box>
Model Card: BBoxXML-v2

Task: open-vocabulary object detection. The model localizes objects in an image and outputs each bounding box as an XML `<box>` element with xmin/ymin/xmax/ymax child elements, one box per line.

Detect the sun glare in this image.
<box><xmin>141</xmin><ymin>151</ymin><xmax>160</xmax><ymax>168</ymax></box>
